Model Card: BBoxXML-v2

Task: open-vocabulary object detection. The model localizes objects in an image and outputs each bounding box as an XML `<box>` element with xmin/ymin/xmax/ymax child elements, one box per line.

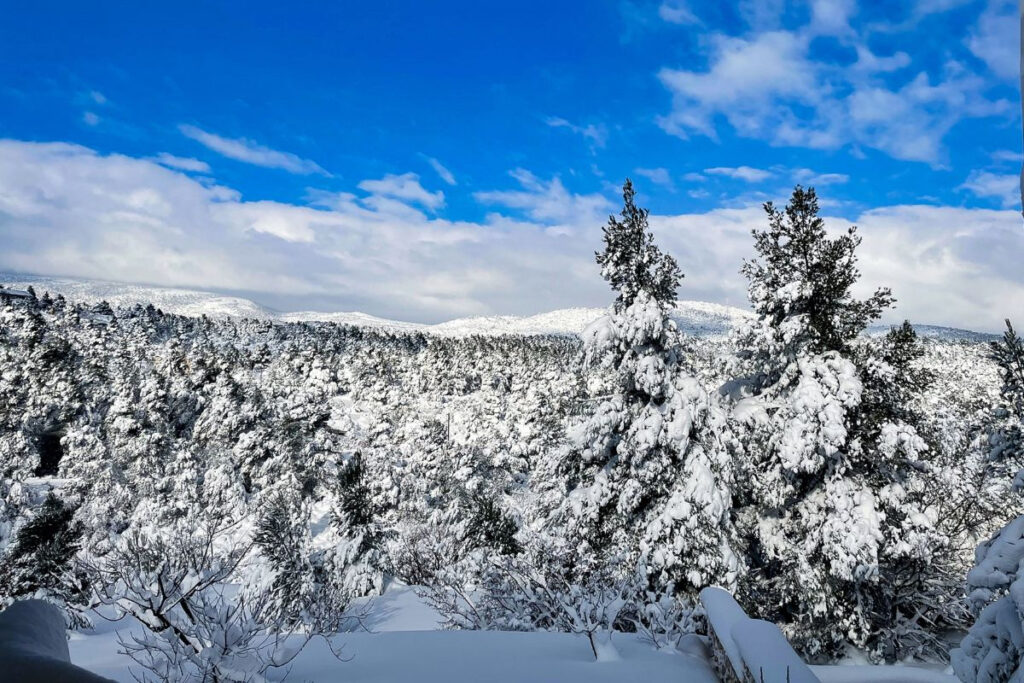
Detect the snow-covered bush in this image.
<box><xmin>953</xmin><ymin>516</ymin><xmax>1024</xmax><ymax>682</ymax></box>
<box><xmin>86</xmin><ymin>514</ymin><xmax>340</xmax><ymax>682</ymax></box>
<box><xmin>422</xmin><ymin>535</ymin><xmax>700</xmax><ymax>661</ymax></box>
<box><xmin>387</xmin><ymin>521</ymin><xmax>459</xmax><ymax>586</ymax></box>
<box><xmin>630</xmin><ymin>582</ymin><xmax>705</xmax><ymax>652</ymax></box>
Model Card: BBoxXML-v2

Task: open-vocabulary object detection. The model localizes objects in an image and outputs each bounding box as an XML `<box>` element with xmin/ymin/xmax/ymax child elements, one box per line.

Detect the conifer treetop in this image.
<box><xmin>992</xmin><ymin>319</ymin><xmax>1024</xmax><ymax>413</ymax></box>
<box><xmin>596</xmin><ymin>179</ymin><xmax>682</xmax><ymax>312</ymax></box>
<box><xmin>742</xmin><ymin>185</ymin><xmax>893</xmax><ymax>355</ymax></box>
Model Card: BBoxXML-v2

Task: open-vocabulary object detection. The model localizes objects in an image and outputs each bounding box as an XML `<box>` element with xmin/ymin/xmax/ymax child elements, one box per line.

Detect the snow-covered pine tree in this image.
<box><xmin>986</xmin><ymin>319</ymin><xmax>1024</xmax><ymax>482</ymax></box>
<box><xmin>465</xmin><ymin>491</ymin><xmax>522</xmax><ymax>557</ymax></box>
<box><xmin>558</xmin><ymin>179</ymin><xmax>739</xmax><ymax>594</ymax></box>
<box><xmin>731</xmin><ymin>186</ymin><xmax>946</xmax><ymax>662</ymax></box>
<box><xmin>324</xmin><ymin>451</ymin><xmax>384</xmax><ymax>599</ymax></box>
<box><xmin>254</xmin><ymin>493</ymin><xmax>321</xmax><ymax>624</ymax></box>
<box><xmin>0</xmin><ymin>491</ymin><xmax>88</xmax><ymax>624</ymax></box>
<box><xmin>855</xmin><ymin>321</ymin><xmax>966</xmax><ymax>661</ymax></box>
<box><xmin>953</xmin><ymin>319</ymin><xmax>1024</xmax><ymax>682</ymax></box>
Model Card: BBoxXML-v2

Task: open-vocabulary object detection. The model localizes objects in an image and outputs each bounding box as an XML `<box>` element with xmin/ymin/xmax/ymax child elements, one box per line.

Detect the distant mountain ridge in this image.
<box><xmin>0</xmin><ymin>273</ymin><xmax>998</xmax><ymax>342</ymax></box>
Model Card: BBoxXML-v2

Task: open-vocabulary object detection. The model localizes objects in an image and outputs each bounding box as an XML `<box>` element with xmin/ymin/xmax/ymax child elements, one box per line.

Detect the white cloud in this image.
<box><xmin>546</xmin><ymin>117</ymin><xmax>608</xmax><ymax>151</ymax></box>
<box><xmin>179</xmin><ymin>124</ymin><xmax>329</xmax><ymax>176</ymax></box>
<box><xmin>357</xmin><ymin>173</ymin><xmax>445</xmax><ymax>210</ymax></box>
<box><xmin>705</xmin><ymin>166</ymin><xmax>773</xmax><ymax>182</ymax></box>
<box><xmin>737</xmin><ymin>0</ymin><xmax>786</xmax><ymax>30</ymax></box>
<box><xmin>475</xmin><ymin>169</ymin><xmax>612</xmax><ymax>224</ymax></box>
<box><xmin>850</xmin><ymin>204</ymin><xmax>1024</xmax><ymax>332</ymax></box>
<box><xmin>967</xmin><ymin>0</ymin><xmax>1018</xmax><ymax>80</ymax></box>
<box><xmin>793</xmin><ymin>168</ymin><xmax>849</xmax><ymax>185</ymax></box>
<box><xmin>153</xmin><ymin>153</ymin><xmax>211</xmax><ymax>174</ymax></box>
<box><xmin>809</xmin><ymin>0</ymin><xmax>856</xmax><ymax>36</ymax></box>
<box><xmin>651</xmin><ymin>203</ymin><xmax>1024</xmax><ymax>332</ymax></box>
<box><xmin>0</xmin><ymin>141</ymin><xmax>609</xmax><ymax>321</ymax></box>
<box><xmin>0</xmin><ymin>139</ymin><xmax>1020</xmax><ymax>331</ymax></box>
<box><xmin>658</xmin><ymin>31</ymin><xmax>814</xmax><ymax>140</ymax></box>
<box><xmin>959</xmin><ymin>170</ymin><xmax>1020</xmax><ymax>208</ymax></box>
<box><xmin>634</xmin><ymin>167</ymin><xmax>675</xmax><ymax>189</ymax></box>
<box><xmin>657</xmin><ymin>17</ymin><xmax>1011</xmax><ymax>163</ymax></box>
<box><xmin>82</xmin><ymin>112</ymin><xmax>100</xmax><ymax>126</ymax></box>
<box><xmin>89</xmin><ymin>90</ymin><xmax>107</xmax><ymax>105</ymax></box>
<box><xmin>850</xmin><ymin>45</ymin><xmax>910</xmax><ymax>74</ymax></box>
<box><xmin>658</xmin><ymin>1</ymin><xmax>697</xmax><ymax>24</ymax></box>
<box><xmin>425</xmin><ymin>156</ymin><xmax>456</xmax><ymax>185</ymax></box>
<box><xmin>992</xmin><ymin>150</ymin><xmax>1022</xmax><ymax>163</ymax></box>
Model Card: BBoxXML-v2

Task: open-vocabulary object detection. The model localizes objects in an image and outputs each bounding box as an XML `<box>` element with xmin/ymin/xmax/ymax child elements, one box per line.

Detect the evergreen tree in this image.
<box><xmin>254</xmin><ymin>493</ymin><xmax>322</xmax><ymax>624</ymax></box>
<box><xmin>953</xmin><ymin>319</ymin><xmax>1024</xmax><ymax>681</ymax></box>
<box><xmin>558</xmin><ymin>179</ymin><xmax>739</xmax><ymax>594</ymax></box>
<box><xmin>326</xmin><ymin>451</ymin><xmax>384</xmax><ymax>599</ymax></box>
<box><xmin>732</xmin><ymin>186</ymin><xmax>945</xmax><ymax>662</ymax></box>
<box><xmin>987</xmin><ymin>320</ymin><xmax>1024</xmax><ymax>480</ymax></box>
<box><xmin>595</xmin><ymin>180</ymin><xmax>682</xmax><ymax>313</ymax></box>
<box><xmin>465</xmin><ymin>492</ymin><xmax>522</xmax><ymax>556</ymax></box>
<box><xmin>737</xmin><ymin>185</ymin><xmax>893</xmax><ymax>389</ymax></box>
<box><xmin>0</xmin><ymin>493</ymin><xmax>87</xmax><ymax>621</ymax></box>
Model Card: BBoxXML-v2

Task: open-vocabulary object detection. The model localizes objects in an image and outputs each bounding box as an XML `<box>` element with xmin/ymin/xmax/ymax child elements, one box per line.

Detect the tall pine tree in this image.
<box><xmin>558</xmin><ymin>179</ymin><xmax>739</xmax><ymax>594</ymax></box>
<box><xmin>732</xmin><ymin>186</ymin><xmax>946</xmax><ymax>662</ymax></box>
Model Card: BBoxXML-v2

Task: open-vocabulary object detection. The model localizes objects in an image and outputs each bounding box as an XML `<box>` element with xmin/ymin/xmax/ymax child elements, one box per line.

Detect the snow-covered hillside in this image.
<box><xmin>0</xmin><ymin>274</ymin><xmax>276</xmax><ymax>320</ymax></box>
<box><xmin>0</xmin><ymin>273</ymin><xmax>996</xmax><ymax>340</ymax></box>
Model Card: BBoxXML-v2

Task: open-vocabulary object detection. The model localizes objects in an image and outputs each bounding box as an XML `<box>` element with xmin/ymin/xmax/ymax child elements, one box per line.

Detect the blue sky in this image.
<box><xmin>0</xmin><ymin>0</ymin><xmax>1021</xmax><ymax>330</ymax></box>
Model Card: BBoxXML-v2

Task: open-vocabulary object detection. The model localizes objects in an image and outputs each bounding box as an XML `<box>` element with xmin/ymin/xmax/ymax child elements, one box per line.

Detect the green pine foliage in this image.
<box><xmin>595</xmin><ymin>179</ymin><xmax>682</xmax><ymax>312</ymax></box>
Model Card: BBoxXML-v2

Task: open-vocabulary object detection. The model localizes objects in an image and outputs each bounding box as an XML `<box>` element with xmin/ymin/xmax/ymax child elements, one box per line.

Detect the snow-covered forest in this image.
<box><xmin>1</xmin><ymin>183</ymin><xmax>1022</xmax><ymax>681</ymax></box>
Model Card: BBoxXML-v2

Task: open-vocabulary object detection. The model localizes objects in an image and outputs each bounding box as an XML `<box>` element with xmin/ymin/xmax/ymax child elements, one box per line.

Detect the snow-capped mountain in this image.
<box><xmin>0</xmin><ymin>273</ymin><xmax>997</xmax><ymax>341</ymax></box>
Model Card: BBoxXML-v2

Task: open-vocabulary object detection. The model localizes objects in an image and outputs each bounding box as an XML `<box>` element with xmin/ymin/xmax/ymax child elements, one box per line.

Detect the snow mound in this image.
<box><xmin>281</xmin><ymin>310</ymin><xmax>425</xmax><ymax>332</ymax></box>
<box><xmin>811</xmin><ymin>666</ymin><xmax>956</xmax><ymax>682</ymax></box>
<box><xmin>0</xmin><ymin>600</ymin><xmax>115</xmax><ymax>682</ymax></box>
<box><xmin>731</xmin><ymin>619</ymin><xmax>820</xmax><ymax>683</ymax></box>
<box><xmin>429</xmin><ymin>307</ymin><xmax>606</xmax><ymax>337</ymax></box>
<box><xmin>699</xmin><ymin>586</ymin><xmax>748</xmax><ymax>678</ymax></box>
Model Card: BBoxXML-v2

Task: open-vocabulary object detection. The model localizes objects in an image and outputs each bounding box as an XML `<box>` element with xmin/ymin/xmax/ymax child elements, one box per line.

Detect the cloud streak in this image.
<box><xmin>545</xmin><ymin>117</ymin><xmax>608</xmax><ymax>152</ymax></box>
<box><xmin>424</xmin><ymin>156</ymin><xmax>456</xmax><ymax>185</ymax></box>
<box><xmin>179</xmin><ymin>124</ymin><xmax>330</xmax><ymax>176</ymax></box>
<box><xmin>704</xmin><ymin>166</ymin><xmax>773</xmax><ymax>182</ymax></box>
<box><xmin>960</xmin><ymin>171</ymin><xmax>1021</xmax><ymax>208</ymax></box>
<box><xmin>153</xmin><ymin>153</ymin><xmax>211</xmax><ymax>173</ymax></box>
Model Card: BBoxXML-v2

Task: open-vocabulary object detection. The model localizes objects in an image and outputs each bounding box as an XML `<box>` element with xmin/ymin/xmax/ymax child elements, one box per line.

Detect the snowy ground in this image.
<box><xmin>67</xmin><ymin>585</ymin><xmax>716</xmax><ymax>682</ymax></box>
<box><xmin>62</xmin><ymin>584</ymin><xmax>957</xmax><ymax>682</ymax></box>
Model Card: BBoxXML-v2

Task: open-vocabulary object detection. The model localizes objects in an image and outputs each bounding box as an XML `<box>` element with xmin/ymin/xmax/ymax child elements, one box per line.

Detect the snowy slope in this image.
<box><xmin>281</xmin><ymin>309</ymin><xmax>425</xmax><ymax>332</ymax></box>
<box><xmin>0</xmin><ymin>273</ymin><xmax>276</xmax><ymax>320</ymax></box>
<box><xmin>869</xmin><ymin>323</ymin><xmax>999</xmax><ymax>343</ymax></box>
<box><xmin>1</xmin><ymin>273</ymin><xmax>996</xmax><ymax>341</ymax></box>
